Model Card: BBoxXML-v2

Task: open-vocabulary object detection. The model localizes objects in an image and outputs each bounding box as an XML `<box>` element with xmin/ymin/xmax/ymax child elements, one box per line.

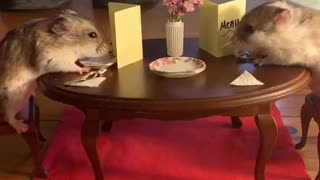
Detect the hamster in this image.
<box><xmin>0</xmin><ymin>9</ymin><xmax>111</xmax><ymax>133</ymax></box>
<box><xmin>231</xmin><ymin>0</ymin><xmax>320</xmax><ymax>71</ymax></box>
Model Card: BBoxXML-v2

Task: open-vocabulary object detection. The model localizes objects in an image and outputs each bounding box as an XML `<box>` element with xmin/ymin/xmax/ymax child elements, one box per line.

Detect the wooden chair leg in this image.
<box><xmin>231</xmin><ymin>116</ymin><xmax>243</xmax><ymax>128</ymax></box>
<box><xmin>294</xmin><ymin>94</ymin><xmax>320</xmax><ymax>179</ymax></box>
<box><xmin>317</xmin><ymin>130</ymin><xmax>320</xmax><ymax>180</ymax></box>
<box><xmin>0</xmin><ymin>96</ymin><xmax>47</xmax><ymax>178</ymax></box>
<box><xmin>21</xmin><ymin>130</ymin><xmax>47</xmax><ymax>178</ymax></box>
<box><xmin>34</xmin><ymin>104</ymin><xmax>46</xmax><ymax>143</ymax></box>
<box><xmin>314</xmin><ymin>107</ymin><xmax>320</xmax><ymax>180</ymax></box>
<box><xmin>26</xmin><ymin>96</ymin><xmax>47</xmax><ymax>178</ymax></box>
<box><xmin>295</xmin><ymin>98</ymin><xmax>313</xmax><ymax>149</ymax></box>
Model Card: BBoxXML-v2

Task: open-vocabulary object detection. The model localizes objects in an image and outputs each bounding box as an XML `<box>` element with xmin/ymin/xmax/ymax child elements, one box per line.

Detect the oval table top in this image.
<box><xmin>38</xmin><ymin>38</ymin><xmax>311</xmax><ymax>112</ymax></box>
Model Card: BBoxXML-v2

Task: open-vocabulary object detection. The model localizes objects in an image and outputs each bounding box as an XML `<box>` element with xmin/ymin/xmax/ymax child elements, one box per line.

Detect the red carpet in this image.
<box><xmin>35</xmin><ymin>106</ymin><xmax>310</xmax><ymax>180</ymax></box>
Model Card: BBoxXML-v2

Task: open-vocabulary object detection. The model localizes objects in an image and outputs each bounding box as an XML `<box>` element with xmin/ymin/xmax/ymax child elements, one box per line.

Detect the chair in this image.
<box><xmin>295</xmin><ymin>93</ymin><xmax>320</xmax><ymax>180</ymax></box>
<box><xmin>0</xmin><ymin>96</ymin><xmax>47</xmax><ymax>178</ymax></box>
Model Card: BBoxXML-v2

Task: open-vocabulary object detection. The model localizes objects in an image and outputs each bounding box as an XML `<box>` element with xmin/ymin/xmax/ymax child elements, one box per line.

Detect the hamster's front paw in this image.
<box><xmin>108</xmin><ymin>51</ymin><xmax>115</xmax><ymax>58</ymax></box>
<box><xmin>252</xmin><ymin>57</ymin><xmax>271</xmax><ymax>66</ymax></box>
<box><xmin>107</xmin><ymin>42</ymin><xmax>115</xmax><ymax>58</ymax></box>
<box><xmin>79</xmin><ymin>67</ymin><xmax>91</xmax><ymax>75</ymax></box>
<box><xmin>9</xmin><ymin>119</ymin><xmax>29</xmax><ymax>134</ymax></box>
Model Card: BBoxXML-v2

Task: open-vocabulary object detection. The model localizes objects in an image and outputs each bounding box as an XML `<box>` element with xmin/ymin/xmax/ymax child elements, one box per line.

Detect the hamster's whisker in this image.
<box><xmin>238</xmin><ymin>40</ymin><xmax>245</xmax><ymax>48</ymax></box>
<box><xmin>234</xmin><ymin>40</ymin><xmax>241</xmax><ymax>48</ymax></box>
<box><xmin>223</xmin><ymin>41</ymin><xmax>232</xmax><ymax>47</ymax></box>
<box><xmin>97</xmin><ymin>43</ymin><xmax>108</xmax><ymax>54</ymax></box>
<box><xmin>97</xmin><ymin>47</ymin><xmax>103</xmax><ymax>53</ymax></box>
<box><xmin>233</xmin><ymin>40</ymin><xmax>246</xmax><ymax>52</ymax></box>
<box><xmin>221</xmin><ymin>29</ymin><xmax>235</xmax><ymax>38</ymax></box>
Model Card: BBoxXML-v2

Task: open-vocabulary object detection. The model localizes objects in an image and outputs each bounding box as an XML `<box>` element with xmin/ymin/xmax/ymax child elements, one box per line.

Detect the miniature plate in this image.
<box><xmin>79</xmin><ymin>56</ymin><xmax>116</xmax><ymax>69</ymax></box>
<box><xmin>149</xmin><ymin>57</ymin><xmax>206</xmax><ymax>78</ymax></box>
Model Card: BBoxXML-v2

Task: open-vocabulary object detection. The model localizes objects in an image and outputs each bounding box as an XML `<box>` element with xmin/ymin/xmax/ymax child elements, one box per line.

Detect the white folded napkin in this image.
<box><xmin>230</xmin><ymin>70</ymin><xmax>264</xmax><ymax>86</ymax></box>
<box><xmin>65</xmin><ymin>77</ymin><xmax>106</xmax><ymax>87</ymax></box>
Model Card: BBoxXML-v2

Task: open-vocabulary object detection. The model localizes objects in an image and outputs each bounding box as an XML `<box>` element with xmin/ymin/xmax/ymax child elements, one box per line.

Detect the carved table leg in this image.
<box><xmin>296</xmin><ymin>96</ymin><xmax>313</xmax><ymax>149</ymax></box>
<box><xmin>254</xmin><ymin>114</ymin><xmax>278</xmax><ymax>180</ymax></box>
<box><xmin>81</xmin><ymin>109</ymin><xmax>104</xmax><ymax>180</ymax></box>
<box><xmin>231</xmin><ymin>116</ymin><xmax>243</xmax><ymax>128</ymax></box>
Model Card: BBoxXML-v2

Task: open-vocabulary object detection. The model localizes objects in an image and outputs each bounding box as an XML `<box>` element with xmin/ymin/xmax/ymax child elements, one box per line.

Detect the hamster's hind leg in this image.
<box><xmin>3</xmin><ymin>88</ymin><xmax>29</xmax><ymax>134</ymax></box>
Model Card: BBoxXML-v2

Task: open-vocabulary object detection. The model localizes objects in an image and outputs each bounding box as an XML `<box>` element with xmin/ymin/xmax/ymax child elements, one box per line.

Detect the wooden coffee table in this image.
<box><xmin>37</xmin><ymin>38</ymin><xmax>311</xmax><ymax>180</ymax></box>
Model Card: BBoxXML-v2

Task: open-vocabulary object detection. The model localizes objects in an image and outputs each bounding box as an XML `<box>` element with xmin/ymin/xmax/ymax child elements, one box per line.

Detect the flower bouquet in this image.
<box><xmin>162</xmin><ymin>0</ymin><xmax>203</xmax><ymax>57</ymax></box>
<box><xmin>163</xmin><ymin>0</ymin><xmax>204</xmax><ymax>22</ymax></box>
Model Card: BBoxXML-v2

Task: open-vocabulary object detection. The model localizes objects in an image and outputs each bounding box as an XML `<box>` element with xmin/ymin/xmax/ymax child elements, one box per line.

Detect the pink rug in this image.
<box><xmin>35</xmin><ymin>106</ymin><xmax>310</xmax><ymax>180</ymax></box>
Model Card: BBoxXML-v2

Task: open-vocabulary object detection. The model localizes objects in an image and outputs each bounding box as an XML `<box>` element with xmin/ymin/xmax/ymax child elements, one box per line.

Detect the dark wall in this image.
<box><xmin>92</xmin><ymin>0</ymin><xmax>159</xmax><ymax>8</ymax></box>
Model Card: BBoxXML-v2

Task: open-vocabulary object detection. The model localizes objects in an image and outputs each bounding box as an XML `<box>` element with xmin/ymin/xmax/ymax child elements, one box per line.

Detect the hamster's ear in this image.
<box><xmin>273</xmin><ymin>8</ymin><xmax>291</xmax><ymax>28</ymax></box>
<box><xmin>50</xmin><ymin>17</ymin><xmax>68</xmax><ymax>35</ymax></box>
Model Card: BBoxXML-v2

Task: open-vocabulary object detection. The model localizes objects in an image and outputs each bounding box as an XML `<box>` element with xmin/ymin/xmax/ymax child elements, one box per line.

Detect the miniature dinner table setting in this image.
<box><xmin>37</xmin><ymin>38</ymin><xmax>310</xmax><ymax>180</ymax></box>
<box><xmin>0</xmin><ymin>0</ymin><xmax>313</xmax><ymax>179</ymax></box>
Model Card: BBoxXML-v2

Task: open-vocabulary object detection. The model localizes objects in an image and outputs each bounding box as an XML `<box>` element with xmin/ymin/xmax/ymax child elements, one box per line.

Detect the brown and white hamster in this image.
<box><xmin>0</xmin><ymin>9</ymin><xmax>111</xmax><ymax>133</ymax></box>
<box><xmin>231</xmin><ymin>0</ymin><xmax>320</xmax><ymax>71</ymax></box>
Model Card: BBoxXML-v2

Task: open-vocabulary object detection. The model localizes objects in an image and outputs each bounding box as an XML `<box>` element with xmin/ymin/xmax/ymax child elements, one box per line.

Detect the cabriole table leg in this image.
<box><xmin>81</xmin><ymin>108</ymin><xmax>103</xmax><ymax>180</ymax></box>
<box><xmin>254</xmin><ymin>114</ymin><xmax>278</xmax><ymax>180</ymax></box>
<box><xmin>231</xmin><ymin>116</ymin><xmax>243</xmax><ymax>128</ymax></box>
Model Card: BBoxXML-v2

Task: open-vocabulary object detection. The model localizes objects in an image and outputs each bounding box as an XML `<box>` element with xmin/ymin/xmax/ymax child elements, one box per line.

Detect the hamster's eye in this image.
<box><xmin>88</xmin><ymin>32</ymin><xmax>97</xmax><ymax>38</ymax></box>
<box><xmin>244</xmin><ymin>24</ymin><xmax>255</xmax><ymax>34</ymax></box>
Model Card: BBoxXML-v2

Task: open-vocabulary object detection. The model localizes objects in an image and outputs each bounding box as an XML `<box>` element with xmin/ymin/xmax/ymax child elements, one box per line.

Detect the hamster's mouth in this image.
<box><xmin>235</xmin><ymin>51</ymin><xmax>267</xmax><ymax>63</ymax></box>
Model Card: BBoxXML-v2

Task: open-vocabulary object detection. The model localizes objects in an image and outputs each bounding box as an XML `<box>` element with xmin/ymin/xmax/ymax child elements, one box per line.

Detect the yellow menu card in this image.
<box><xmin>108</xmin><ymin>2</ymin><xmax>143</xmax><ymax>69</ymax></box>
<box><xmin>199</xmin><ymin>0</ymin><xmax>246</xmax><ymax>57</ymax></box>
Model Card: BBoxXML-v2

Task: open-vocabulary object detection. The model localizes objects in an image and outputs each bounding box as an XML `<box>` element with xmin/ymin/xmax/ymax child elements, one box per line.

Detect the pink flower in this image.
<box><xmin>162</xmin><ymin>0</ymin><xmax>203</xmax><ymax>21</ymax></box>
<box><xmin>190</xmin><ymin>0</ymin><xmax>199</xmax><ymax>4</ymax></box>
<box><xmin>190</xmin><ymin>0</ymin><xmax>204</xmax><ymax>6</ymax></box>
<box><xmin>184</xmin><ymin>1</ymin><xmax>195</xmax><ymax>12</ymax></box>
<box><xmin>178</xmin><ymin>12</ymin><xmax>185</xmax><ymax>17</ymax></box>
<box><xmin>168</xmin><ymin>4</ymin><xmax>178</xmax><ymax>13</ymax></box>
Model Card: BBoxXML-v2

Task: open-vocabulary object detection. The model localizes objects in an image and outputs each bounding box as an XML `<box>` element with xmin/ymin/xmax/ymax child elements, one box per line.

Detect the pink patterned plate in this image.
<box><xmin>149</xmin><ymin>57</ymin><xmax>206</xmax><ymax>78</ymax></box>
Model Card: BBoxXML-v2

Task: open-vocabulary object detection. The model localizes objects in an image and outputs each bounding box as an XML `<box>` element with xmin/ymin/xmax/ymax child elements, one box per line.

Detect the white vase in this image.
<box><xmin>165</xmin><ymin>21</ymin><xmax>184</xmax><ymax>57</ymax></box>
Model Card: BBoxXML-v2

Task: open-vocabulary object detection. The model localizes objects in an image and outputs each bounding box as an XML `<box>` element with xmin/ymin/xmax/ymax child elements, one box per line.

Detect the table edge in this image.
<box><xmin>37</xmin><ymin>68</ymin><xmax>311</xmax><ymax>112</ymax></box>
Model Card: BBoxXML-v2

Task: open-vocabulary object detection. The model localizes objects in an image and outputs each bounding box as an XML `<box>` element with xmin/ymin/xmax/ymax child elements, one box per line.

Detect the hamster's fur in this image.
<box><xmin>231</xmin><ymin>0</ymin><xmax>320</xmax><ymax>71</ymax></box>
<box><xmin>0</xmin><ymin>10</ymin><xmax>111</xmax><ymax>133</ymax></box>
